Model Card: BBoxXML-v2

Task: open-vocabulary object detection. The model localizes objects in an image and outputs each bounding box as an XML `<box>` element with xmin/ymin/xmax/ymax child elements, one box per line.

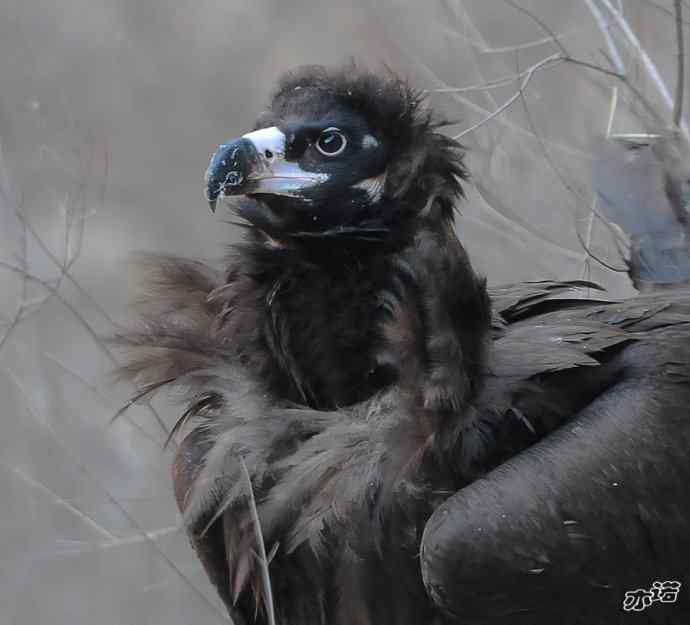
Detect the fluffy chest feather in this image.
<box><xmin>221</xmin><ymin>243</ymin><xmax>396</xmax><ymax>409</ymax></box>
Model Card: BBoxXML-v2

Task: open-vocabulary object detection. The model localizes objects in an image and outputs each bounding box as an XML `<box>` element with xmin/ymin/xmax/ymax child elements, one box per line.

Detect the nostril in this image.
<box><xmin>264</xmin><ymin>149</ymin><xmax>274</xmax><ymax>160</ymax></box>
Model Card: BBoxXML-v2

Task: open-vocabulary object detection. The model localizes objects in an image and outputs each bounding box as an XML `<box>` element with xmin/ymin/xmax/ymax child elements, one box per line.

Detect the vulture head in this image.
<box><xmin>205</xmin><ymin>65</ymin><xmax>467</xmax><ymax>243</ymax></box>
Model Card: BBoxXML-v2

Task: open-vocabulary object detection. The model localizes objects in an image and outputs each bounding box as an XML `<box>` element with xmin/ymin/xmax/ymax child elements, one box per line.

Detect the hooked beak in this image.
<box><xmin>205</xmin><ymin>126</ymin><xmax>329</xmax><ymax>212</ymax></box>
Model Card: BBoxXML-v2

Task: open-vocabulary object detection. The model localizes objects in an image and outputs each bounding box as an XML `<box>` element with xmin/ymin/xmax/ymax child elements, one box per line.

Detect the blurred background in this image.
<box><xmin>0</xmin><ymin>1</ymin><xmax>686</xmax><ymax>623</ymax></box>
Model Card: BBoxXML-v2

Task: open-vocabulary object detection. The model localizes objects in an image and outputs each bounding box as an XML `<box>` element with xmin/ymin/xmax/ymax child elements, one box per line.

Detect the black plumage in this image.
<box><xmin>119</xmin><ymin>65</ymin><xmax>690</xmax><ymax>624</ymax></box>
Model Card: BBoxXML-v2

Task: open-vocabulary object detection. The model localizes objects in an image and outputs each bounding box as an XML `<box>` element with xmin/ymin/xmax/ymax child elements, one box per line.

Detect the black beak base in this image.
<box><xmin>205</xmin><ymin>138</ymin><xmax>259</xmax><ymax>212</ymax></box>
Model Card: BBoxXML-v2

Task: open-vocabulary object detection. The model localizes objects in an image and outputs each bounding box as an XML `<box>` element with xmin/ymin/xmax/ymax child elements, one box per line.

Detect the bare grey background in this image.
<box><xmin>0</xmin><ymin>1</ymin><xmax>685</xmax><ymax>623</ymax></box>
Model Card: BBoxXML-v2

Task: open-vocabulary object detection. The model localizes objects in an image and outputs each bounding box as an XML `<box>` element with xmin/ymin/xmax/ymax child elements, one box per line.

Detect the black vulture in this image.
<box><xmin>119</xmin><ymin>65</ymin><xmax>690</xmax><ymax>624</ymax></box>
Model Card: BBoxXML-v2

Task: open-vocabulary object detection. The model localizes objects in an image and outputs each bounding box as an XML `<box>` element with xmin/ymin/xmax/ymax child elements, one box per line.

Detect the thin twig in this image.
<box><xmin>0</xmin><ymin>260</ymin><xmax>171</xmax><ymax>437</ymax></box>
<box><xmin>14</xmin><ymin>210</ymin><xmax>121</xmax><ymax>326</ymax></box>
<box><xmin>437</xmin><ymin>22</ymin><xmax>599</xmax><ymax>54</ymax></box>
<box><xmin>674</xmin><ymin>0</ymin><xmax>686</xmax><ymax>126</ymax></box>
<box><xmin>429</xmin><ymin>77</ymin><xmax>520</xmax><ymax>95</ymax></box>
<box><xmin>0</xmin><ymin>307</ymin><xmax>25</xmax><ymax>352</ymax></box>
<box><xmin>2</xmin><ymin>150</ymin><xmax>170</xmax><ymax>439</ymax></box>
<box><xmin>643</xmin><ymin>0</ymin><xmax>690</xmax><ymax>25</ymax></box>
<box><xmin>16</xmin><ymin>212</ymin><xmax>172</xmax><ymax>439</ymax></box>
<box><xmin>363</xmin><ymin>0</ymin><xmax>593</xmax><ymax>160</ymax></box>
<box><xmin>599</xmin><ymin>0</ymin><xmax>690</xmax><ymax>137</ymax></box>
<box><xmin>608</xmin><ymin>132</ymin><xmax>661</xmax><ymax>139</ymax></box>
<box><xmin>412</xmin><ymin>61</ymin><xmax>592</xmax><ymax>157</ymax></box>
<box><xmin>582</xmin><ymin>0</ymin><xmax>626</xmax><ymax>74</ymax></box>
<box><xmin>0</xmin><ymin>143</ymin><xmax>28</xmax><ymax>351</ymax></box>
<box><xmin>606</xmin><ymin>86</ymin><xmax>620</xmax><ymax>137</ymax></box>
<box><xmin>430</xmin><ymin>65</ymin><xmax>548</xmax><ymax>94</ymax></box>
<box><xmin>448</xmin><ymin>47</ymin><xmax>660</xmax><ymax>143</ymax></box>
<box><xmin>563</xmin><ymin>57</ymin><xmax>662</xmax><ymax>124</ymax></box>
<box><xmin>4</xmin><ymin>370</ymin><xmax>230</xmax><ymax>623</ymax></box>
<box><xmin>581</xmin><ymin>201</ymin><xmax>596</xmax><ymax>286</ymax></box>
<box><xmin>457</xmin><ymin>0</ymin><xmax>503</xmax><ymax>117</ymax></box>
<box><xmin>574</xmin><ymin>221</ymin><xmax>629</xmax><ymax>272</ymax></box>
<box><xmin>503</xmin><ymin>0</ymin><xmax>568</xmax><ymax>55</ymax></box>
<box><xmin>498</xmin><ymin>0</ymin><xmax>661</xmax><ymax>274</ymax></box>
<box><xmin>453</xmin><ymin>54</ymin><xmax>563</xmax><ymax>139</ymax></box>
<box><xmin>581</xmin><ymin>88</ymin><xmax>620</xmax><ymax>289</ymax></box>
<box><xmin>43</xmin><ymin>353</ymin><xmax>163</xmax><ymax>447</ymax></box>
<box><xmin>513</xmin><ymin>51</ymin><xmax>629</xmax><ymax>275</ymax></box>
<box><xmin>504</xmin><ymin>0</ymin><xmax>662</xmax><ymax>127</ymax></box>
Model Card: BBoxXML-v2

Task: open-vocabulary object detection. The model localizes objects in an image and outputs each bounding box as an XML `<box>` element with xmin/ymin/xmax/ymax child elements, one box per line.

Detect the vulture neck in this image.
<box><xmin>234</xmin><ymin>212</ymin><xmax>492</xmax><ymax>411</ymax></box>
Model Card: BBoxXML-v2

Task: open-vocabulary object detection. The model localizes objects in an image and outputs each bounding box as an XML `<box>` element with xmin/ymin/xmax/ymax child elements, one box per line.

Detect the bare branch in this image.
<box><xmin>0</xmin><ymin>259</ymin><xmax>171</xmax><ymax>437</ymax></box>
<box><xmin>445</xmin><ymin>43</ymin><xmax>661</xmax><ymax>143</ymax></box>
<box><xmin>599</xmin><ymin>0</ymin><xmax>690</xmax><ymax>137</ymax></box>
<box><xmin>1</xmin><ymin>135</ymin><xmax>171</xmax><ymax>439</ymax></box>
<box><xmin>503</xmin><ymin>0</ymin><xmax>568</xmax><ymax>56</ymax></box>
<box><xmin>579</xmin><ymin>88</ymin><xmax>621</xmax><ymax>288</ymax></box>
<box><xmin>430</xmin><ymin>64</ymin><xmax>561</xmax><ymax>95</ymax></box>
<box><xmin>574</xmin><ymin>217</ymin><xmax>629</xmax><ymax>272</ymax></box>
<box><xmin>562</xmin><ymin>57</ymin><xmax>663</xmax><ymax>124</ymax></box>
<box><xmin>674</xmin><ymin>0</ymin><xmax>686</xmax><ymax>127</ymax></box>
<box><xmin>643</xmin><ymin>0</ymin><xmax>690</xmax><ymax>25</ymax></box>
<box><xmin>608</xmin><ymin>132</ymin><xmax>661</xmax><ymax>139</ymax></box>
<box><xmin>3</xmin><ymin>354</ymin><xmax>229</xmax><ymax>621</ymax></box>
<box><xmin>606</xmin><ymin>86</ymin><xmax>620</xmax><ymax>137</ymax></box>
<box><xmin>435</xmin><ymin>21</ymin><xmax>601</xmax><ymax>54</ymax></box>
<box><xmin>0</xmin><ymin>308</ymin><xmax>24</xmax><ymax>353</ymax></box>
<box><xmin>382</xmin><ymin>24</ymin><xmax>592</xmax><ymax>159</ymax></box>
<box><xmin>582</xmin><ymin>0</ymin><xmax>626</xmax><ymax>74</ymax></box>
<box><xmin>511</xmin><ymin>0</ymin><xmax>666</xmax><ymax>125</ymax></box>
<box><xmin>513</xmin><ymin>51</ymin><xmax>629</xmax><ymax>276</ymax></box>
<box><xmin>580</xmin><ymin>203</ymin><xmax>596</xmax><ymax>285</ymax></box>
<box><xmin>499</xmin><ymin>0</ymin><xmax>663</xmax><ymax>130</ymax></box>
<box><xmin>453</xmin><ymin>54</ymin><xmax>563</xmax><ymax>139</ymax></box>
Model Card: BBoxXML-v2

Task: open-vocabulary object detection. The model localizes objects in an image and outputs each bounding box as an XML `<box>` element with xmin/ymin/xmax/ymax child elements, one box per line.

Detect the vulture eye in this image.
<box><xmin>315</xmin><ymin>127</ymin><xmax>347</xmax><ymax>157</ymax></box>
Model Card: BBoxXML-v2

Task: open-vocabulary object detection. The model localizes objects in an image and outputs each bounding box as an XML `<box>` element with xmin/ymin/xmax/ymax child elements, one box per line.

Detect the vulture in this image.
<box><xmin>119</xmin><ymin>65</ymin><xmax>690</xmax><ymax>624</ymax></box>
